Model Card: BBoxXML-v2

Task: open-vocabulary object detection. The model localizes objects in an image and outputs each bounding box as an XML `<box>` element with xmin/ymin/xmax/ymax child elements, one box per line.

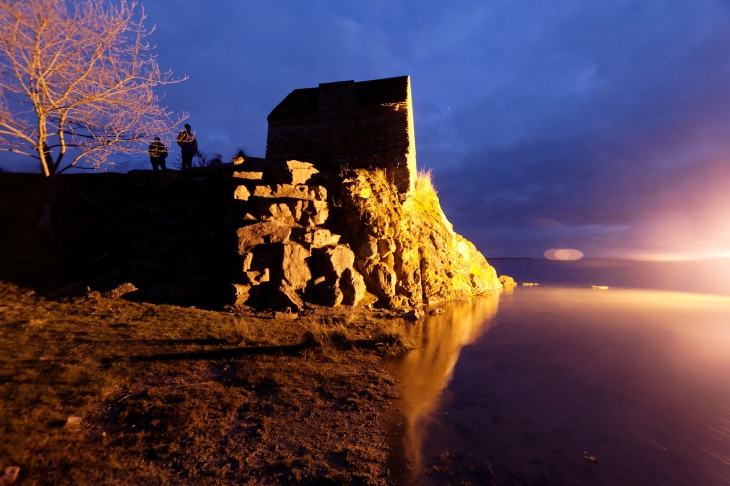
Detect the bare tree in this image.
<box><xmin>0</xmin><ymin>0</ymin><xmax>186</xmax><ymax>177</ymax></box>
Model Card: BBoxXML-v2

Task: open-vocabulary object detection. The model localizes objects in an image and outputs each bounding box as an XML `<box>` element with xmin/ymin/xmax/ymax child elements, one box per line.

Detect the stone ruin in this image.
<box><xmin>231</xmin><ymin>76</ymin><xmax>503</xmax><ymax>312</ymax></box>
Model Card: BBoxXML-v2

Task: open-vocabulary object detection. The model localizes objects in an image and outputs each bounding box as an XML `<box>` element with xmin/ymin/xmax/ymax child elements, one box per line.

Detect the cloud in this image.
<box><xmin>4</xmin><ymin>0</ymin><xmax>730</xmax><ymax>257</ymax></box>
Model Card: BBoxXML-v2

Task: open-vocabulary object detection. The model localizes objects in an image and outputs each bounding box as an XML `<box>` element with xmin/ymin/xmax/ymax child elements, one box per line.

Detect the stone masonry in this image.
<box><xmin>231</xmin><ymin>158</ymin><xmax>369</xmax><ymax>310</ymax></box>
<box><xmin>266</xmin><ymin>76</ymin><xmax>417</xmax><ymax>194</ymax></box>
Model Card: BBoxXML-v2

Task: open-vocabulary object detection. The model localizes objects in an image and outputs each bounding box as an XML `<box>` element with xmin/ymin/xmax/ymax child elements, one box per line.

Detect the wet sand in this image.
<box><xmin>388</xmin><ymin>287</ymin><xmax>730</xmax><ymax>485</ymax></box>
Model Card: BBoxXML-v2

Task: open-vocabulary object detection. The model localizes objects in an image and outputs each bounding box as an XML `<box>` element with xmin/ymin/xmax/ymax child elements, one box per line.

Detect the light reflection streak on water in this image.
<box><xmin>389</xmin><ymin>286</ymin><xmax>730</xmax><ymax>484</ymax></box>
<box><xmin>386</xmin><ymin>294</ymin><xmax>500</xmax><ymax>472</ymax></box>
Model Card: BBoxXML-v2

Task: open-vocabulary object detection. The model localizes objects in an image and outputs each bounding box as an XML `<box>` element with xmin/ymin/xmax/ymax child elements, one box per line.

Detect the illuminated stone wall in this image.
<box><xmin>265</xmin><ymin>76</ymin><xmax>417</xmax><ymax>193</ymax></box>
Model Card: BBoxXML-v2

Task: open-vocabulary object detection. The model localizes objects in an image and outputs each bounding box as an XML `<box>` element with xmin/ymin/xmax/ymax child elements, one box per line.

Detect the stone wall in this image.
<box><xmin>266</xmin><ymin>76</ymin><xmax>417</xmax><ymax>194</ymax></box>
<box><xmin>0</xmin><ymin>169</ymin><xmax>243</xmax><ymax>308</ymax></box>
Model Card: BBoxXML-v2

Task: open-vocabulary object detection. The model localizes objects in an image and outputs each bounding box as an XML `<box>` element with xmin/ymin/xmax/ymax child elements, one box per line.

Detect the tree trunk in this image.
<box><xmin>38</xmin><ymin>175</ymin><xmax>56</xmax><ymax>228</ymax></box>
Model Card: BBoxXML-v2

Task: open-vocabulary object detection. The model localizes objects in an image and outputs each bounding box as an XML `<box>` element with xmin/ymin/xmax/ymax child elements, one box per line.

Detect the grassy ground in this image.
<box><xmin>0</xmin><ymin>282</ymin><xmax>412</xmax><ymax>485</ymax></box>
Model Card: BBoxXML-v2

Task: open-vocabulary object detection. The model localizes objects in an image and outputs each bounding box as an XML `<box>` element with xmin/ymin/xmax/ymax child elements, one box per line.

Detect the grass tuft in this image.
<box><xmin>414</xmin><ymin>168</ymin><xmax>437</xmax><ymax>197</ymax></box>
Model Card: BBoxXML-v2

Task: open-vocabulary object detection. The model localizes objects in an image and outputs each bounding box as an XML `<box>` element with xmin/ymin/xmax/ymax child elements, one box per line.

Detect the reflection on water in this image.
<box><xmin>412</xmin><ymin>287</ymin><xmax>730</xmax><ymax>485</ymax></box>
<box><xmin>386</xmin><ymin>295</ymin><xmax>500</xmax><ymax>474</ymax></box>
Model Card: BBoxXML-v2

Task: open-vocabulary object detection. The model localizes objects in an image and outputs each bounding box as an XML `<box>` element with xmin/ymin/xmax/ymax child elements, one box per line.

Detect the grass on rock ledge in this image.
<box><xmin>0</xmin><ymin>282</ymin><xmax>412</xmax><ymax>485</ymax></box>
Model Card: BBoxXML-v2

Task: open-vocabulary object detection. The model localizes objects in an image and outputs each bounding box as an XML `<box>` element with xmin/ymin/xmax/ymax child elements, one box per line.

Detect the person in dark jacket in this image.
<box><xmin>148</xmin><ymin>137</ymin><xmax>168</xmax><ymax>171</ymax></box>
<box><xmin>177</xmin><ymin>124</ymin><xmax>198</xmax><ymax>169</ymax></box>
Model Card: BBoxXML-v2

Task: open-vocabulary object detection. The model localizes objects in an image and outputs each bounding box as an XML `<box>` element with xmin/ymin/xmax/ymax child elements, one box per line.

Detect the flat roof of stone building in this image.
<box><xmin>267</xmin><ymin>75</ymin><xmax>409</xmax><ymax>120</ymax></box>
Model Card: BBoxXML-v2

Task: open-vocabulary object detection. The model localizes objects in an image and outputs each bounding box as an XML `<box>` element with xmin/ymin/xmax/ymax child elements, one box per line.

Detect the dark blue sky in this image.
<box><xmin>6</xmin><ymin>1</ymin><xmax>730</xmax><ymax>258</ymax></box>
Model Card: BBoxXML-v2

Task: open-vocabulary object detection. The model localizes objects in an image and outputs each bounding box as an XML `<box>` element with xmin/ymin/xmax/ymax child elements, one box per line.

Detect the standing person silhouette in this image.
<box><xmin>148</xmin><ymin>137</ymin><xmax>168</xmax><ymax>171</ymax></box>
<box><xmin>177</xmin><ymin>124</ymin><xmax>197</xmax><ymax>169</ymax></box>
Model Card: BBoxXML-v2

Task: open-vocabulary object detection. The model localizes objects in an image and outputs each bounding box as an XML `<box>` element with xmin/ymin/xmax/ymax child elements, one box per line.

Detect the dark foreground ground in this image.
<box><xmin>0</xmin><ymin>282</ymin><xmax>412</xmax><ymax>485</ymax></box>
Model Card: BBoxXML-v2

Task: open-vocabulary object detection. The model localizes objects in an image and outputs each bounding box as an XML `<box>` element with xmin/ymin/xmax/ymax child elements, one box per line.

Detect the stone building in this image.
<box><xmin>266</xmin><ymin>75</ymin><xmax>417</xmax><ymax>193</ymax></box>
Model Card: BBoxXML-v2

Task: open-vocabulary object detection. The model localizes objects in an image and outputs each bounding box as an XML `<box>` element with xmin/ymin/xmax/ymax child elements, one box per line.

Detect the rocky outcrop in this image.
<box><xmin>231</xmin><ymin>159</ymin><xmax>502</xmax><ymax>311</ymax></box>
<box><xmin>340</xmin><ymin>169</ymin><xmax>502</xmax><ymax>306</ymax></box>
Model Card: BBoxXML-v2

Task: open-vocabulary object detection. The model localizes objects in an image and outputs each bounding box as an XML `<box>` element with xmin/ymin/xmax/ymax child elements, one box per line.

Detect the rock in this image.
<box><xmin>0</xmin><ymin>466</ymin><xmax>20</xmax><ymax>484</ymax></box>
<box><xmin>363</xmin><ymin>261</ymin><xmax>396</xmax><ymax>297</ymax></box>
<box><xmin>261</xmin><ymin>200</ymin><xmax>329</xmax><ymax>227</ymax></box>
<box><xmin>271</xmin><ymin>160</ymin><xmax>319</xmax><ymax>185</ymax></box>
<box><xmin>429</xmin><ymin>308</ymin><xmax>443</xmax><ymax>315</ymax></box>
<box><xmin>253</xmin><ymin>184</ymin><xmax>327</xmax><ymax>201</ymax></box>
<box><xmin>339</xmin><ymin>267</ymin><xmax>366</xmax><ymax>306</ymax></box>
<box><xmin>244</xmin><ymin>269</ymin><xmax>270</xmax><ymax>285</ymax></box>
<box><xmin>64</xmin><ymin>416</ymin><xmax>82</xmax><ymax>429</ymax></box>
<box><xmin>241</xmin><ymin>252</ymin><xmax>254</xmax><ymax>272</ymax></box>
<box><xmin>233</xmin><ymin>185</ymin><xmax>251</xmax><ymax>201</ymax></box>
<box><xmin>102</xmin><ymin>282</ymin><xmax>138</xmax><ymax>299</ymax></box>
<box><xmin>377</xmin><ymin>239</ymin><xmax>395</xmax><ymax>258</ymax></box>
<box><xmin>319</xmin><ymin>245</ymin><xmax>355</xmax><ymax>279</ymax></box>
<box><xmin>233</xmin><ymin>171</ymin><xmax>264</xmax><ymax>180</ymax></box>
<box><xmin>282</xmin><ymin>243</ymin><xmax>311</xmax><ymax>290</ymax></box>
<box><xmin>358</xmin><ymin>236</ymin><xmax>379</xmax><ymax>260</ymax></box>
<box><xmin>359</xmin><ymin>291</ymin><xmax>379</xmax><ymax>307</ymax></box>
<box><xmin>291</xmin><ymin>227</ymin><xmax>341</xmax><ymax>249</ymax></box>
<box><xmin>319</xmin><ymin>282</ymin><xmax>343</xmax><ymax>307</ymax></box>
<box><xmin>385</xmin><ymin>294</ymin><xmax>410</xmax><ymax>310</ymax></box>
<box><xmin>403</xmin><ymin>308</ymin><xmax>425</xmax><ymax>320</ymax></box>
<box><xmin>303</xmin><ymin>201</ymin><xmax>329</xmax><ymax>226</ymax></box>
<box><xmin>274</xmin><ymin>308</ymin><xmax>298</xmax><ymax>321</ymax></box>
<box><xmin>278</xmin><ymin>283</ymin><xmax>304</xmax><ymax>311</ymax></box>
<box><xmin>498</xmin><ymin>275</ymin><xmax>517</xmax><ymax>287</ymax></box>
<box><xmin>237</xmin><ymin>221</ymin><xmax>291</xmax><ymax>251</ymax></box>
<box><xmin>233</xmin><ymin>283</ymin><xmax>251</xmax><ymax>306</ymax></box>
<box><xmin>262</xmin><ymin>202</ymin><xmax>297</xmax><ymax>225</ymax></box>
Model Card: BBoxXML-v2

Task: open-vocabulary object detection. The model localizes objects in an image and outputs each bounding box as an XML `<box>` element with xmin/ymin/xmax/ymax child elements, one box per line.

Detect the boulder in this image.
<box><xmin>233</xmin><ymin>283</ymin><xmax>251</xmax><ymax>306</ymax></box>
<box><xmin>339</xmin><ymin>267</ymin><xmax>366</xmax><ymax>306</ymax></box>
<box><xmin>253</xmin><ymin>184</ymin><xmax>327</xmax><ymax>201</ymax></box>
<box><xmin>318</xmin><ymin>245</ymin><xmax>355</xmax><ymax>279</ymax></box>
<box><xmin>237</xmin><ymin>221</ymin><xmax>291</xmax><ymax>252</ymax></box>
<box><xmin>244</xmin><ymin>268</ymin><xmax>270</xmax><ymax>285</ymax></box>
<box><xmin>241</xmin><ymin>252</ymin><xmax>254</xmax><ymax>272</ymax></box>
<box><xmin>271</xmin><ymin>160</ymin><xmax>319</xmax><ymax>185</ymax></box>
<box><xmin>362</xmin><ymin>261</ymin><xmax>396</xmax><ymax>297</ymax></box>
<box><xmin>233</xmin><ymin>185</ymin><xmax>251</xmax><ymax>201</ymax></box>
<box><xmin>282</xmin><ymin>243</ymin><xmax>311</xmax><ymax>290</ymax></box>
<box><xmin>403</xmin><ymin>308</ymin><xmax>425</xmax><ymax>320</ymax></box>
<box><xmin>278</xmin><ymin>283</ymin><xmax>304</xmax><ymax>311</ymax></box>
<box><xmin>291</xmin><ymin>227</ymin><xmax>341</xmax><ymax>249</ymax></box>
<box><xmin>498</xmin><ymin>275</ymin><xmax>516</xmax><ymax>288</ymax></box>
<box><xmin>385</xmin><ymin>294</ymin><xmax>410</xmax><ymax>310</ymax></box>
<box><xmin>358</xmin><ymin>236</ymin><xmax>379</xmax><ymax>260</ymax></box>
<box><xmin>262</xmin><ymin>202</ymin><xmax>297</xmax><ymax>225</ymax></box>
<box><xmin>319</xmin><ymin>282</ymin><xmax>344</xmax><ymax>307</ymax></box>
<box><xmin>102</xmin><ymin>282</ymin><xmax>138</xmax><ymax>299</ymax></box>
<box><xmin>302</xmin><ymin>200</ymin><xmax>329</xmax><ymax>226</ymax></box>
<box><xmin>260</xmin><ymin>200</ymin><xmax>329</xmax><ymax>227</ymax></box>
<box><xmin>233</xmin><ymin>171</ymin><xmax>264</xmax><ymax>180</ymax></box>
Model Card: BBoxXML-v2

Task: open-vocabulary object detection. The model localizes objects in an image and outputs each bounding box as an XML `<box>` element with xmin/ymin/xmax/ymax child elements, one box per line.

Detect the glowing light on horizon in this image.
<box><xmin>545</xmin><ymin>248</ymin><xmax>584</xmax><ymax>260</ymax></box>
<box><xmin>626</xmin><ymin>251</ymin><xmax>730</xmax><ymax>262</ymax></box>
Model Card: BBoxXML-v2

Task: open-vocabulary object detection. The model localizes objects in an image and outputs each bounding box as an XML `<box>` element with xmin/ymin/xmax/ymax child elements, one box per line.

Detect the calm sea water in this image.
<box><xmin>387</xmin><ymin>258</ymin><xmax>730</xmax><ymax>485</ymax></box>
